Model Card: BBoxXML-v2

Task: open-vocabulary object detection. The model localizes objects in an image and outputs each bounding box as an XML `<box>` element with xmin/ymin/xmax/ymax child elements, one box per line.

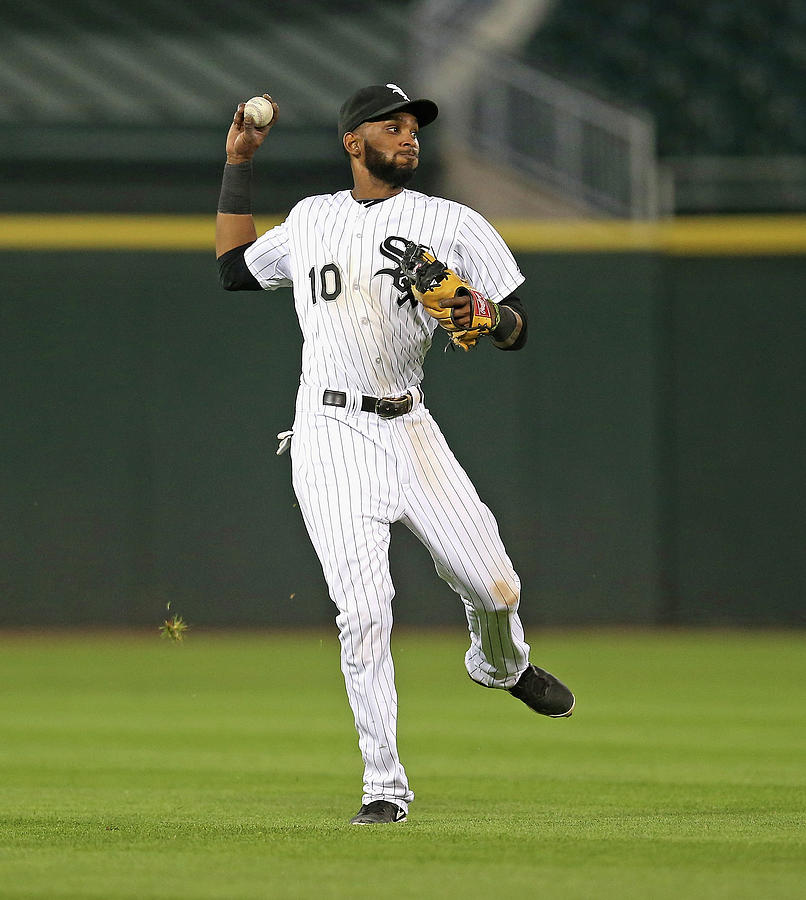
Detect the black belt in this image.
<box><xmin>322</xmin><ymin>389</ymin><xmax>416</xmax><ymax>419</ymax></box>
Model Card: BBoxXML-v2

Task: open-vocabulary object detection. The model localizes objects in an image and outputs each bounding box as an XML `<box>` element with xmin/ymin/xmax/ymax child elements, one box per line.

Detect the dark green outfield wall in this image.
<box><xmin>2</xmin><ymin>251</ymin><xmax>804</xmax><ymax>626</ymax></box>
<box><xmin>664</xmin><ymin>257</ymin><xmax>806</xmax><ymax>624</ymax></box>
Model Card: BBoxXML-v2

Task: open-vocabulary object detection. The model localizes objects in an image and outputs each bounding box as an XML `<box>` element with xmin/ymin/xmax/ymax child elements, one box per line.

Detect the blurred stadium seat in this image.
<box><xmin>0</xmin><ymin>0</ymin><xmax>432</xmax><ymax>212</ymax></box>
<box><xmin>527</xmin><ymin>0</ymin><xmax>806</xmax><ymax>211</ymax></box>
<box><xmin>528</xmin><ymin>0</ymin><xmax>806</xmax><ymax>157</ymax></box>
<box><xmin>0</xmin><ymin>0</ymin><xmax>407</xmax><ymax>128</ymax></box>
<box><xmin>2</xmin><ymin>0</ymin><xmax>805</xmax><ymax>213</ymax></box>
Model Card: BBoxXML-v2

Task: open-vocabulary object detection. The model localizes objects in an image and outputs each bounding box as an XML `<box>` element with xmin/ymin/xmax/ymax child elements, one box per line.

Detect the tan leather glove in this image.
<box><xmin>400</xmin><ymin>242</ymin><xmax>500</xmax><ymax>352</ymax></box>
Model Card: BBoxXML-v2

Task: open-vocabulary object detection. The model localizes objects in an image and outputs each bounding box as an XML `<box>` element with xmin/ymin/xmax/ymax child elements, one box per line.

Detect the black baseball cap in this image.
<box><xmin>338</xmin><ymin>84</ymin><xmax>439</xmax><ymax>137</ymax></box>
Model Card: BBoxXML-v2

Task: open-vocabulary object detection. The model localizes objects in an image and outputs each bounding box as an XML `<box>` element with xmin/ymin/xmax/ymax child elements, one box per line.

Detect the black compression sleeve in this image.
<box><xmin>492</xmin><ymin>293</ymin><xmax>528</xmax><ymax>351</ymax></box>
<box><xmin>217</xmin><ymin>161</ymin><xmax>253</xmax><ymax>214</ymax></box>
<box><xmin>217</xmin><ymin>242</ymin><xmax>261</xmax><ymax>291</ymax></box>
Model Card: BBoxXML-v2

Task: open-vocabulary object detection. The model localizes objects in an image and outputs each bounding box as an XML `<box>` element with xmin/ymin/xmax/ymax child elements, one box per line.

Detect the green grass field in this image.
<box><xmin>0</xmin><ymin>629</ymin><xmax>803</xmax><ymax>899</ymax></box>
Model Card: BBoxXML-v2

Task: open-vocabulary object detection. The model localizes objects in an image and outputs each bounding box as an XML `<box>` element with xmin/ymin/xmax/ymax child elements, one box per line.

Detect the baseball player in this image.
<box><xmin>215</xmin><ymin>84</ymin><xmax>575</xmax><ymax>826</ymax></box>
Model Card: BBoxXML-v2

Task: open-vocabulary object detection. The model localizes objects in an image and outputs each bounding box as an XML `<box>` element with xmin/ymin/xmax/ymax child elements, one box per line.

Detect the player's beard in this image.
<box><xmin>363</xmin><ymin>139</ymin><xmax>417</xmax><ymax>189</ymax></box>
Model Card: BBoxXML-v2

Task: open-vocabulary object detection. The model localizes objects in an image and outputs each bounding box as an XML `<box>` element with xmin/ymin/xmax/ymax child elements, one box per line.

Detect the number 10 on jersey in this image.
<box><xmin>309</xmin><ymin>264</ymin><xmax>343</xmax><ymax>303</ymax></box>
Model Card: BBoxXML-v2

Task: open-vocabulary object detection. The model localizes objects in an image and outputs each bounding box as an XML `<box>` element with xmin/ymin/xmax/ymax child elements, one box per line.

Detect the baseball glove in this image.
<box><xmin>399</xmin><ymin>242</ymin><xmax>500</xmax><ymax>351</ymax></box>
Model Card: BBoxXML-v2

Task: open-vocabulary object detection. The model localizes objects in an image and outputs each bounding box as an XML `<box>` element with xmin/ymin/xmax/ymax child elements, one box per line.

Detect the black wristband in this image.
<box><xmin>217</xmin><ymin>161</ymin><xmax>253</xmax><ymax>214</ymax></box>
<box><xmin>491</xmin><ymin>303</ymin><xmax>517</xmax><ymax>342</ymax></box>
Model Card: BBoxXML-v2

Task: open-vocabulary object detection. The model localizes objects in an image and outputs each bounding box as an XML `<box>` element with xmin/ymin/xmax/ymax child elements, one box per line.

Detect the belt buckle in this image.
<box><xmin>375</xmin><ymin>392</ymin><xmax>412</xmax><ymax>419</ymax></box>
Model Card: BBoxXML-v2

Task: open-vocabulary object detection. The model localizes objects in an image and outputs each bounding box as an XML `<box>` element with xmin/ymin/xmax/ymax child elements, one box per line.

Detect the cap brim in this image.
<box><xmin>346</xmin><ymin>98</ymin><xmax>439</xmax><ymax>134</ymax></box>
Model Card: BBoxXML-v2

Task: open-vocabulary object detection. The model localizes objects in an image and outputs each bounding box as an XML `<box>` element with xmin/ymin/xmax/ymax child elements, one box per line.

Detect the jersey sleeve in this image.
<box><xmin>243</xmin><ymin>221</ymin><xmax>293</xmax><ymax>291</ymax></box>
<box><xmin>448</xmin><ymin>207</ymin><xmax>525</xmax><ymax>303</ymax></box>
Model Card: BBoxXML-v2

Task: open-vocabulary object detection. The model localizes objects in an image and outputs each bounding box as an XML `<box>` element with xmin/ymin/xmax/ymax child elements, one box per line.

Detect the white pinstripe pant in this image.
<box><xmin>291</xmin><ymin>385</ymin><xmax>530</xmax><ymax>810</ymax></box>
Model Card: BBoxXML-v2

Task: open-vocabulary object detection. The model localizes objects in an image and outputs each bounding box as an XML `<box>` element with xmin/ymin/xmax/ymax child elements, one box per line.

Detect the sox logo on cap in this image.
<box><xmin>386</xmin><ymin>83</ymin><xmax>409</xmax><ymax>100</ymax></box>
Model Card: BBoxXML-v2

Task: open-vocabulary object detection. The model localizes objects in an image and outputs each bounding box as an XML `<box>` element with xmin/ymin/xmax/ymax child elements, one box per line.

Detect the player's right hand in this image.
<box><xmin>226</xmin><ymin>94</ymin><xmax>279</xmax><ymax>164</ymax></box>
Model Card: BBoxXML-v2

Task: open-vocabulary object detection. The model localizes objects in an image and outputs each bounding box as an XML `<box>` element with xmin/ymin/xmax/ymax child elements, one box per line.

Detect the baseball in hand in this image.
<box><xmin>244</xmin><ymin>96</ymin><xmax>274</xmax><ymax>127</ymax></box>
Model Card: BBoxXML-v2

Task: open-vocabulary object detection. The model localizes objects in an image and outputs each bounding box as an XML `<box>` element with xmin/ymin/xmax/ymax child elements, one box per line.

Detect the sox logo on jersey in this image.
<box><xmin>375</xmin><ymin>236</ymin><xmax>416</xmax><ymax>306</ymax></box>
<box><xmin>244</xmin><ymin>187</ymin><xmax>530</xmax><ymax>812</ymax></box>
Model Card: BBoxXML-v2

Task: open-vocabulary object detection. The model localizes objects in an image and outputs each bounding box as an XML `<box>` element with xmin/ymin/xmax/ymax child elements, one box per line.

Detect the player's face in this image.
<box><xmin>359</xmin><ymin>113</ymin><xmax>420</xmax><ymax>188</ymax></box>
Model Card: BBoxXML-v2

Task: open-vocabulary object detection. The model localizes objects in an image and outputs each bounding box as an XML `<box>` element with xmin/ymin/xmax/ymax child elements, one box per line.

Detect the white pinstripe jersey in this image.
<box><xmin>244</xmin><ymin>189</ymin><xmax>524</xmax><ymax>397</ymax></box>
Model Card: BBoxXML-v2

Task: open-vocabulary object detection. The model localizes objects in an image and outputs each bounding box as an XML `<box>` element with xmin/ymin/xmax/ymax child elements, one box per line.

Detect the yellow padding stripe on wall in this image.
<box><xmin>0</xmin><ymin>215</ymin><xmax>283</xmax><ymax>251</ymax></box>
<box><xmin>498</xmin><ymin>216</ymin><xmax>806</xmax><ymax>253</ymax></box>
<box><xmin>1</xmin><ymin>214</ymin><xmax>806</xmax><ymax>254</ymax></box>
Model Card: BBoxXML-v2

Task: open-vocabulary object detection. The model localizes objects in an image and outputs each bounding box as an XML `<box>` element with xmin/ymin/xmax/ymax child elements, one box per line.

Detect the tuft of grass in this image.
<box><xmin>159</xmin><ymin>614</ymin><xmax>188</xmax><ymax>643</ymax></box>
<box><xmin>0</xmin><ymin>628</ymin><xmax>804</xmax><ymax>899</ymax></box>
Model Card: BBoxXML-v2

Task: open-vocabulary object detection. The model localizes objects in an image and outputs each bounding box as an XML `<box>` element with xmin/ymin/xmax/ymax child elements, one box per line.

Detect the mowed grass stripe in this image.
<box><xmin>0</xmin><ymin>629</ymin><xmax>803</xmax><ymax>899</ymax></box>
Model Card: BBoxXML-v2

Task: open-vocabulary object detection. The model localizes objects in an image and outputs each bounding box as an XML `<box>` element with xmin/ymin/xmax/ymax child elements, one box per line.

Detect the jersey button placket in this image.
<box><xmin>349</xmin><ymin>207</ymin><xmax>382</xmax><ymax>371</ymax></box>
<box><xmin>348</xmin><ymin>207</ymin><xmax>364</xmax><ymax>294</ymax></box>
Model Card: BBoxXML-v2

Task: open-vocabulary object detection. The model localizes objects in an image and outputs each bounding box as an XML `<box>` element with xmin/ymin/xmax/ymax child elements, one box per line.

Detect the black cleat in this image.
<box><xmin>509</xmin><ymin>664</ymin><xmax>575</xmax><ymax>717</ymax></box>
<box><xmin>349</xmin><ymin>800</ymin><xmax>407</xmax><ymax>825</ymax></box>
